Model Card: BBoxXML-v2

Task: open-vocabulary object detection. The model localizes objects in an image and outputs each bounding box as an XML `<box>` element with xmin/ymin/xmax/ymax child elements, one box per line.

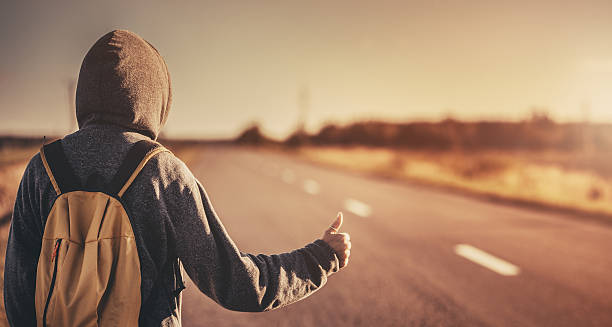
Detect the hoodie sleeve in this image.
<box><xmin>4</xmin><ymin>157</ymin><xmax>44</xmax><ymax>327</ymax></box>
<box><xmin>162</xmin><ymin>159</ymin><xmax>340</xmax><ymax>312</ymax></box>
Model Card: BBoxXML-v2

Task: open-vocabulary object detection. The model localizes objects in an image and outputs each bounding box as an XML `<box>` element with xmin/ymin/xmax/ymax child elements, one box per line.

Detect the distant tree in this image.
<box><xmin>311</xmin><ymin>124</ymin><xmax>341</xmax><ymax>145</ymax></box>
<box><xmin>273</xmin><ymin>114</ymin><xmax>612</xmax><ymax>153</ymax></box>
<box><xmin>235</xmin><ymin>124</ymin><xmax>269</xmax><ymax>145</ymax></box>
<box><xmin>528</xmin><ymin>107</ymin><xmax>554</xmax><ymax>126</ymax></box>
<box><xmin>284</xmin><ymin>130</ymin><xmax>310</xmax><ymax>148</ymax></box>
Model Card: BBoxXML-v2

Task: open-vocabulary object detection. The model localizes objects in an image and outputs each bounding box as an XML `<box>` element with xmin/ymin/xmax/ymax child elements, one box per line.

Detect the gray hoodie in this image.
<box><xmin>4</xmin><ymin>30</ymin><xmax>339</xmax><ymax>326</ymax></box>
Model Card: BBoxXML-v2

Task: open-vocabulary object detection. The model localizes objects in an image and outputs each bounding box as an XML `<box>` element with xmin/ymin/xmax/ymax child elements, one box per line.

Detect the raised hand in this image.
<box><xmin>322</xmin><ymin>212</ymin><xmax>351</xmax><ymax>268</ymax></box>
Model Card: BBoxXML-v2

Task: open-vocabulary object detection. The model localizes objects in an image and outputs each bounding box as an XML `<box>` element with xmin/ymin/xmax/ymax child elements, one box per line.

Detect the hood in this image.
<box><xmin>76</xmin><ymin>30</ymin><xmax>172</xmax><ymax>140</ymax></box>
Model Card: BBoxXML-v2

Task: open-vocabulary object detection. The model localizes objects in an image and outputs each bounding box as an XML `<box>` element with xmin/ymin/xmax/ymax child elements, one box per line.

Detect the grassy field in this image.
<box><xmin>297</xmin><ymin>146</ymin><xmax>612</xmax><ymax>218</ymax></box>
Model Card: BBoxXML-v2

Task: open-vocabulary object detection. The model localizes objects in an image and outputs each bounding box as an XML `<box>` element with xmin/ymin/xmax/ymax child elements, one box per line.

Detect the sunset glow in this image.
<box><xmin>1</xmin><ymin>1</ymin><xmax>611</xmax><ymax>138</ymax></box>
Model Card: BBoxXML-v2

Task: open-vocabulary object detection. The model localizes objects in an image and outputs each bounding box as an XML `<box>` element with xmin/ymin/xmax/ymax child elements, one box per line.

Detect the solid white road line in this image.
<box><xmin>281</xmin><ymin>169</ymin><xmax>295</xmax><ymax>184</ymax></box>
<box><xmin>454</xmin><ymin>244</ymin><xmax>520</xmax><ymax>276</ymax></box>
<box><xmin>344</xmin><ymin>198</ymin><xmax>372</xmax><ymax>218</ymax></box>
<box><xmin>303</xmin><ymin>179</ymin><xmax>320</xmax><ymax>195</ymax></box>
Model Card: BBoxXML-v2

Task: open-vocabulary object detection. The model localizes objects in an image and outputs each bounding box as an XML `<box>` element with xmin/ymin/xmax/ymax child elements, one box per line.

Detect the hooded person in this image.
<box><xmin>4</xmin><ymin>30</ymin><xmax>351</xmax><ymax>326</ymax></box>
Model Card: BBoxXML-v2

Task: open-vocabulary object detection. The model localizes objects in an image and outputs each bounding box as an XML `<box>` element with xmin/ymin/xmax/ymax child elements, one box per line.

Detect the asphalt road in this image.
<box><xmin>180</xmin><ymin>147</ymin><xmax>612</xmax><ymax>327</ymax></box>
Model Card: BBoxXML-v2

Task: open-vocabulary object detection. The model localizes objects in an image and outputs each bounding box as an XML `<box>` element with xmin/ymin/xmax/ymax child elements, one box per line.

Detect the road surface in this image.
<box><xmin>180</xmin><ymin>146</ymin><xmax>612</xmax><ymax>326</ymax></box>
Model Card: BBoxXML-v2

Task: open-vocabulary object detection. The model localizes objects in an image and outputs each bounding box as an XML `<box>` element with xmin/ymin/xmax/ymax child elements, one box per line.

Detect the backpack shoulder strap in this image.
<box><xmin>108</xmin><ymin>140</ymin><xmax>170</xmax><ymax>198</ymax></box>
<box><xmin>40</xmin><ymin>140</ymin><xmax>81</xmax><ymax>195</ymax></box>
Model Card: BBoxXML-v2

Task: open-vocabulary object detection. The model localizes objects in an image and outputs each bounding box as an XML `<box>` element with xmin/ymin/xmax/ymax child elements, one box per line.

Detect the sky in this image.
<box><xmin>1</xmin><ymin>0</ymin><xmax>611</xmax><ymax>139</ymax></box>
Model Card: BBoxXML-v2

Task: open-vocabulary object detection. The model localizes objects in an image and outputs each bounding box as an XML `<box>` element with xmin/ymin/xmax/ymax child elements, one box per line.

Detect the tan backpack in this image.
<box><xmin>35</xmin><ymin>139</ymin><xmax>169</xmax><ymax>327</ymax></box>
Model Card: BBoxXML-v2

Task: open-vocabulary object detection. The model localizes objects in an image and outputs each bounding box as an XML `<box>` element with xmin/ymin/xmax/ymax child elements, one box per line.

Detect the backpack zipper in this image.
<box><xmin>42</xmin><ymin>239</ymin><xmax>62</xmax><ymax>327</ymax></box>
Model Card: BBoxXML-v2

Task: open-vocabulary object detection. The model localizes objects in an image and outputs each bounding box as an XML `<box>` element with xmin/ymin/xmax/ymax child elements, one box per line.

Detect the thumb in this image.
<box><xmin>327</xmin><ymin>212</ymin><xmax>343</xmax><ymax>234</ymax></box>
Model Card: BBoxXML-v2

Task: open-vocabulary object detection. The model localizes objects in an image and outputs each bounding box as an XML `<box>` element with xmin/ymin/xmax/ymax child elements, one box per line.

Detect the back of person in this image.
<box><xmin>13</xmin><ymin>127</ymin><xmax>190</xmax><ymax>326</ymax></box>
<box><xmin>35</xmin><ymin>138</ymin><xmax>173</xmax><ymax>326</ymax></box>
<box><xmin>4</xmin><ymin>30</ymin><xmax>351</xmax><ymax>327</ymax></box>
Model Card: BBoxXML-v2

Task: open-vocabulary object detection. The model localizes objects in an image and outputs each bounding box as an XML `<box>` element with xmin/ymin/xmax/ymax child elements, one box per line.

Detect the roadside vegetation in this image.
<box><xmin>297</xmin><ymin>147</ymin><xmax>612</xmax><ymax>216</ymax></box>
<box><xmin>236</xmin><ymin>113</ymin><xmax>612</xmax><ymax>218</ymax></box>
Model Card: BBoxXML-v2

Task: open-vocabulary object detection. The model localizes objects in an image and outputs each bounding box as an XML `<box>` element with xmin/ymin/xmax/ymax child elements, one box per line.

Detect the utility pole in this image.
<box><xmin>66</xmin><ymin>78</ymin><xmax>78</xmax><ymax>132</ymax></box>
<box><xmin>297</xmin><ymin>84</ymin><xmax>309</xmax><ymax>133</ymax></box>
<box><xmin>580</xmin><ymin>100</ymin><xmax>591</xmax><ymax>154</ymax></box>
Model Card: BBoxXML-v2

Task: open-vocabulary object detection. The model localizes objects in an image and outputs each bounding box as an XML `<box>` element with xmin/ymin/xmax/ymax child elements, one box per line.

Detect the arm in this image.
<box><xmin>165</xmin><ymin>171</ymin><xmax>349</xmax><ymax>312</ymax></box>
<box><xmin>4</xmin><ymin>159</ymin><xmax>44</xmax><ymax>326</ymax></box>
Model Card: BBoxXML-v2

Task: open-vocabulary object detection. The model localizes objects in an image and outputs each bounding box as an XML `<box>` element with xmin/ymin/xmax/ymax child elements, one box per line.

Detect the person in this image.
<box><xmin>4</xmin><ymin>30</ymin><xmax>351</xmax><ymax>326</ymax></box>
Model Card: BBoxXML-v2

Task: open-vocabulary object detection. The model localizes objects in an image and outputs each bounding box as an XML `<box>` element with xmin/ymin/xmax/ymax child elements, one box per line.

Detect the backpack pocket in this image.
<box><xmin>42</xmin><ymin>239</ymin><xmax>62</xmax><ymax>327</ymax></box>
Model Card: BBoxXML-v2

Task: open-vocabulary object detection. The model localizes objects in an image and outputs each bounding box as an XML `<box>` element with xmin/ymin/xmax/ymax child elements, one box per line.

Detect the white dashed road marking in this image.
<box><xmin>343</xmin><ymin>198</ymin><xmax>372</xmax><ymax>218</ymax></box>
<box><xmin>281</xmin><ymin>169</ymin><xmax>295</xmax><ymax>184</ymax></box>
<box><xmin>303</xmin><ymin>179</ymin><xmax>320</xmax><ymax>195</ymax></box>
<box><xmin>454</xmin><ymin>244</ymin><xmax>520</xmax><ymax>276</ymax></box>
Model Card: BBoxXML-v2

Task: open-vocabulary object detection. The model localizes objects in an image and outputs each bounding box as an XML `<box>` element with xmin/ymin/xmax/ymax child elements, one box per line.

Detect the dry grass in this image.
<box><xmin>0</xmin><ymin>223</ymin><xmax>9</xmax><ymax>326</ymax></box>
<box><xmin>0</xmin><ymin>145</ymin><xmax>39</xmax><ymax>166</ymax></box>
<box><xmin>298</xmin><ymin>147</ymin><xmax>612</xmax><ymax>217</ymax></box>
